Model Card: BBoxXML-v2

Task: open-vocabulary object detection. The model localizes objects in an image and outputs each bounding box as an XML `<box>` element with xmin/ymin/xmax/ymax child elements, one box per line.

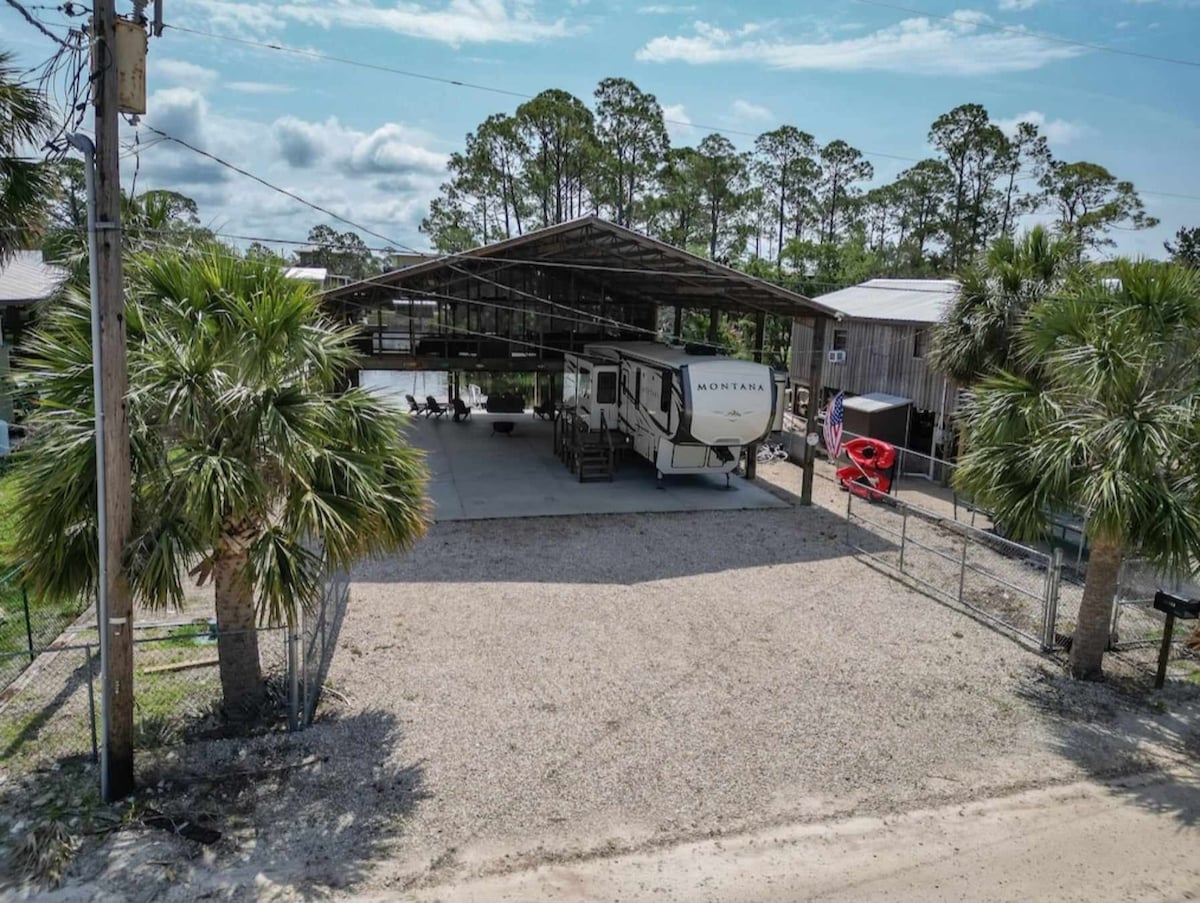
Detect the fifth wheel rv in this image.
<box><xmin>562</xmin><ymin>342</ymin><xmax>784</xmax><ymax>483</ymax></box>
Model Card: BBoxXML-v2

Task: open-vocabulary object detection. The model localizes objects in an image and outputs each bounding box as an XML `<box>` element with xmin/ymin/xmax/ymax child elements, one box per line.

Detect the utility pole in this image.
<box><xmin>93</xmin><ymin>0</ymin><xmax>136</xmax><ymax>800</ymax></box>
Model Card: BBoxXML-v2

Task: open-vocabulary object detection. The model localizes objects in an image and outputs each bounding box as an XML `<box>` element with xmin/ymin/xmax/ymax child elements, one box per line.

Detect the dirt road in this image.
<box><xmin>399</xmin><ymin>772</ymin><xmax>1200</xmax><ymax>903</ymax></box>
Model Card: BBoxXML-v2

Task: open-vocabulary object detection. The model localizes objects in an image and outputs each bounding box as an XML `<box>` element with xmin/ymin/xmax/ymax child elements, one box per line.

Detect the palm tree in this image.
<box><xmin>954</xmin><ymin>260</ymin><xmax>1200</xmax><ymax>679</ymax></box>
<box><xmin>12</xmin><ymin>249</ymin><xmax>430</xmax><ymax>712</ymax></box>
<box><xmin>0</xmin><ymin>51</ymin><xmax>54</xmax><ymax>260</ymax></box>
<box><xmin>929</xmin><ymin>226</ymin><xmax>1078</xmax><ymax>384</ymax></box>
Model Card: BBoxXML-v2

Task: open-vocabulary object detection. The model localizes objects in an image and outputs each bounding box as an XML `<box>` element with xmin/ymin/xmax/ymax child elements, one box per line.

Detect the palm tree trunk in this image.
<box><xmin>213</xmin><ymin>533</ymin><xmax>265</xmax><ymax>716</ymax></box>
<box><xmin>1070</xmin><ymin>537</ymin><xmax>1121</xmax><ymax>680</ymax></box>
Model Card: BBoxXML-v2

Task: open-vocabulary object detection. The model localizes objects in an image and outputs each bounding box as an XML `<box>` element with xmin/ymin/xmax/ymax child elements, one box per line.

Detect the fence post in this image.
<box><xmin>23</xmin><ymin>585</ymin><xmax>34</xmax><ymax>664</ymax></box>
<box><xmin>1109</xmin><ymin>558</ymin><xmax>1126</xmax><ymax>642</ymax></box>
<box><xmin>957</xmin><ymin>534</ymin><xmax>968</xmax><ymax>604</ymax></box>
<box><xmin>84</xmin><ymin>644</ymin><xmax>98</xmax><ymax>764</ymax></box>
<box><xmin>898</xmin><ymin>504</ymin><xmax>908</xmax><ymax>573</ymax></box>
<box><xmin>287</xmin><ymin>624</ymin><xmax>300</xmax><ymax>732</ymax></box>
<box><xmin>1041</xmin><ymin>549</ymin><xmax>1063</xmax><ymax>652</ymax></box>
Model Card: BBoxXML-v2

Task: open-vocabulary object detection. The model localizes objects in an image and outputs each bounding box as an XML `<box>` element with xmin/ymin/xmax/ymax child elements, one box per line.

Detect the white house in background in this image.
<box><xmin>0</xmin><ymin>250</ymin><xmax>70</xmax><ymax>422</ymax></box>
<box><xmin>790</xmin><ymin>278</ymin><xmax>960</xmax><ymax>459</ymax></box>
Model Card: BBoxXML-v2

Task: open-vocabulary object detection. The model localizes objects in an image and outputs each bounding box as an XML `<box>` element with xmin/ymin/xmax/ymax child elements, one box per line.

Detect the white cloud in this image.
<box><xmin>731</xmin><ymin>99</ymin><xmax>773</xmax><ymax>121</ymax></box>
<box><xmin>637</xmin><ymin>3</ymin><xmax>697</xmax><ymax>12</ymax></box>
<box><xmin>149</xmin><ymin>58</ymin><xmax>219</xmax><ymax>86</ymax></box>
<box><xmin>273</xmin><ymin>116</ymin><xmax>447</xmax><ymax>176</ymax></box>
<box><xmin>635</xmin><ymin>10</ymin><xmax>1087</xmax><ymax>75</ymax></box>
<box><xmin>226</xmin><ymin>81</ymin><xmax>294</xmax><ymax>95</ymax></box>
<box><xmin>177</xmin><ymin>0</ymin><xmax>578</xmax><ymax>45</ymax></box>
<box><xmin>128</xmin><ymin>89</ymin><xmax>443</xmax><ymax>251</ymax></box>
<box><xmin>997</xmin><ymin>0</ymin><xmax>1041</xmax><ymax>10</ymax></box>
<box><xmin>995</xmin><ymin>110</ymin><xmax>1089</xmax><ymax>145</ymax></box>
<box><xmin>661</xmin><ymin>103</ymin><xmax>693</xmax><ymax>143</ymax></box>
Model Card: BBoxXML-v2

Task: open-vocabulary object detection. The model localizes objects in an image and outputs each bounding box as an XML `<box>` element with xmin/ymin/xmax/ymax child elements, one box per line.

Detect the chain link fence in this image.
<box><xmin>0</xmin><ymin>561</ymin><xmax>350</xmax><ymax>783</ymax></box>
<box><xmin>0</xmin><ymin>568</ymin><xmax>90</xmax><ymax>692</ymax></box>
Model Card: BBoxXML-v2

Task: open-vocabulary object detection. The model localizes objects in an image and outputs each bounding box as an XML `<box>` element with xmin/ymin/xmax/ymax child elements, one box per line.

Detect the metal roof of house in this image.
<box><xmin>284</xmin><ymin>266</ymin><xmax>328</xmax><ymax>283</ymax></box>
<box><xmin>0</xmin><ymin>251</ymin><xmax>69</xmax><ymax>304</ymax></box>
<box><xmin>815</xmin><ymin>278</ymin><xmax>959</xmax><ymax>324</ymax></box>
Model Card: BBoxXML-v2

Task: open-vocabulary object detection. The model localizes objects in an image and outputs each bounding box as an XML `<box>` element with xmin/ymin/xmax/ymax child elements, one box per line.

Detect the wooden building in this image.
<box><xmin>790</xmin><ymin>278</ymin><xmax>960</xmax><ymax>456</ymax></box>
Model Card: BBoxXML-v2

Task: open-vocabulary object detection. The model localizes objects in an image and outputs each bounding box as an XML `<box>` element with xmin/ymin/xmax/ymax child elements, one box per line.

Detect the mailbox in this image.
<box><xmin>1151</xmin><ymin>591</ymin><xmax>1200</xmax><ymax>688</ymax></box>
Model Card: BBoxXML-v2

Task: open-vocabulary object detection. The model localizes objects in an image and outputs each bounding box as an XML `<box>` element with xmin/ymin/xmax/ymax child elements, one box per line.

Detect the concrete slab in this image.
<box><xmin>401</xmin><ymin>410</ymin><xmax>789</xmax><ymax>522</ymax></box>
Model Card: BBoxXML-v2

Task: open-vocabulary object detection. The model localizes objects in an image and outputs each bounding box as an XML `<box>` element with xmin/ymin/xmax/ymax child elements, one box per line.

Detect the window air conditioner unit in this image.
<box><xmin>828</xmin><ymin>350</ymin><xmax>846</xmax><ymax>364</ymax></box>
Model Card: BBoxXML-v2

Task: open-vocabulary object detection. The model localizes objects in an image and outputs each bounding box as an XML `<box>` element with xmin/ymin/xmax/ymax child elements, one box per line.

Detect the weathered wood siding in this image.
<box><xmin>791</xmin><ymin>318</ymin><xmax>957</xmax><ymax>415</ymax></box>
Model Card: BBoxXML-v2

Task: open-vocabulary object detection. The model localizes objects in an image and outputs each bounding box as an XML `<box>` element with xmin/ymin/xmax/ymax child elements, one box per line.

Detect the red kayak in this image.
<box><xmin>836</xmin><ymin>437</ymin><xmax>896</xmax><ymax>500</ymax></box>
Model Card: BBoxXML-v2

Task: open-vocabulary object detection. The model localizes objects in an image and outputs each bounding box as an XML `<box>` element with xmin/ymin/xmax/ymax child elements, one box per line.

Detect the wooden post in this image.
<box><xmin>800</xmin><ymin>316</ymin><xmax>827</xmax><ymax>506</ymax></box>
<box><xmin>753</xmin><ymin>312</ymin><xmax>766</xmax><ymax>364</ymax></box>
<box><xmin>1155</xmin><ymin>612</ymin><xmax>1176</xmax><ymax>690</ymax></box>
<box><xmin>95</xmin><ymin>0</ymin><xmax>135</xmax><ymax>801</ymax></box>
<box><xmin>707</xmin><ymin>307</ymin><xmax>720</xmax><ymax>344</ymax></box>
<box><xmin>673</xmin><ymin>306</ymin><xmax>682</xmax><ymax>343</ymax></box>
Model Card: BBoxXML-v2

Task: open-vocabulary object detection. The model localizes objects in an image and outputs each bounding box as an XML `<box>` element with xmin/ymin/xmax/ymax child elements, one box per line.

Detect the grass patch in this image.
<box><xmin>0</xmin><ymin>465</ymin><xmax>87</xmax><ymax>683</ymax></box>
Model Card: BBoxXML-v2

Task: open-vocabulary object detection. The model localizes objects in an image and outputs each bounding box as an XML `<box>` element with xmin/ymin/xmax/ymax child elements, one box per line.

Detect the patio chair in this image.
<box><xmin>425</xmin><ymin>396</ymin><xmax>449</xmax><ymax>418</ymax></box>
<box><xmin>451</xmin><ymin>397</ymin><xmax>471</xmax><ymax>422</ymax></box>
<box><xmin>405</xmin><ymin>394</ymin><xmax>427</xmax><ymax>415</ymax></box>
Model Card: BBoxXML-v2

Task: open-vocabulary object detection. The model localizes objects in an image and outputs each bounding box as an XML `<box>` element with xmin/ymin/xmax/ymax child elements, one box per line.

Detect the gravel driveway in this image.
<box><xmin>313</xmin><ymin>464</ymin><xmax>1184</xmax><ymax>894</ymax></box>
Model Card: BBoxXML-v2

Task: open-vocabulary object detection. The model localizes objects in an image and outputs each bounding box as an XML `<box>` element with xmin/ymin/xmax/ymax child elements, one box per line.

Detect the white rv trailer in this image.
<box><xmin>563</xmin><ymin>342</ymin><xmax>784</xmax><ymax>481</ymax></box>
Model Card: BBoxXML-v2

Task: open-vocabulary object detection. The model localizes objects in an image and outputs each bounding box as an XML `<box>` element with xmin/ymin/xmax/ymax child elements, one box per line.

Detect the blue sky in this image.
<box><xmin>4</xmin><ymin>0</ymin><xmax>1199</xmax><ymax>258</ymax></box>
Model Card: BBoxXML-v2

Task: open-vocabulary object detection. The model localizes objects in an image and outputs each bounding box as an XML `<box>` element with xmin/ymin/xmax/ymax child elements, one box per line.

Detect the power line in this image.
<box><xmin>850</xmin><ymin>0</ymin><xmax>1200</xmax><ymax>69</ymax></box>
<box><xmin>161</xmin><ymin>21</ymin><xmax>1200</xmax><ymax>205</ymax></box>
<box><xmin>4</xmin><ymin>0</ymin><xmax>73</xmax><ymax>47</ymax></box>
<box><xmin>163</xmin><ymin>22</ymin><xmax>927</xmax><ymax>167</ymax></box>
<box><xmin>137</xmin><ymin>125</ymin><xmax>807</xmax><ymax>326</ymax></box>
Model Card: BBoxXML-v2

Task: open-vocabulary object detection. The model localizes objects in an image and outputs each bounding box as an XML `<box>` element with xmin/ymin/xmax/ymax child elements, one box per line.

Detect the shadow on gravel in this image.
<box><xmin>354</xmin><ymin>493</ymin><xmax>895</xmax><ymax>585</ymax></box>
<box><xmin>2</xmin><ymin>709</ymin><xmax>425</xmax><ymax>900</ymax></box>
<box><xmin>1016</xmin><ymin>668</ymin><xmax>1200</xmax><ymax>827</ymax></box>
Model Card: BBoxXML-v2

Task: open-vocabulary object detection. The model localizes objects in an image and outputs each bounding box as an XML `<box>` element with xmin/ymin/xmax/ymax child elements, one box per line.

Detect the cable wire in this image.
<box><xmin>850</xmin><ymin>0</ymin><xmax>1200</xmax><ymax>70</ymax></box>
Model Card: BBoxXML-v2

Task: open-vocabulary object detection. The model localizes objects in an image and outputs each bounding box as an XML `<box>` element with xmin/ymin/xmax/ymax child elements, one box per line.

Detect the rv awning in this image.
<box><xmin>843</xmin><ymin>393</ymin><xmax>912</xmax><ymax>413</ymax></box>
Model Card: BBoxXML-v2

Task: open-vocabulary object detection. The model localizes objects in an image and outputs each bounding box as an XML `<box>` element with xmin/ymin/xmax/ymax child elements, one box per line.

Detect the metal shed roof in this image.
<box><xmin>321</xmin><ymin>215</ymin><xmax>837</xmax><ymax>320</ymax></box>
<box><xmin>815</xmin><ymin>278</ymin><xmax>958</xmax><ymax>324</ymax></box>
<box><xmin>843</xmin><ymin>392</ymin><xmax>912</xmax><ymax>413</ymax></box>
<box><xmin>0</xmin><ymin>251</ymin><xmax>69</xmax><ymax>304</ymax></box>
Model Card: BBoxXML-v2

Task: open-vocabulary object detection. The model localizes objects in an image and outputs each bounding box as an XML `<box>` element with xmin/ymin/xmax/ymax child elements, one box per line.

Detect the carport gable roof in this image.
<box><xmin>321</xmin><ymin>216</ymin><xmax>837</xmax><ymax>319</ymax></box>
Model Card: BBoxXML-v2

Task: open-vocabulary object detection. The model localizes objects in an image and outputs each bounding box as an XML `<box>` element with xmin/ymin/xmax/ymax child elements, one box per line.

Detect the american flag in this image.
<box><xmin>823</xmin><ymin>391</ymin><xmax>845</xmax><ymax>460</ymax></box>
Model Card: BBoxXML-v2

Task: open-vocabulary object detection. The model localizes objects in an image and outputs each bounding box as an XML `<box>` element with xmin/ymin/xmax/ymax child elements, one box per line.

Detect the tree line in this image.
<box><xmin>421</xmin><ymin>78</ymin><xmax>1158</xmax><ymax>278</ymax></box>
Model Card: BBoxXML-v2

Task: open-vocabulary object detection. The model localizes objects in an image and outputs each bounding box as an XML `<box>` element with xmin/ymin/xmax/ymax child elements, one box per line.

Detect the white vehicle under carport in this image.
<box><xmin>563</xmin><ymin>342</ymin><xmax>784</xmax><ymax>485</ymax></box>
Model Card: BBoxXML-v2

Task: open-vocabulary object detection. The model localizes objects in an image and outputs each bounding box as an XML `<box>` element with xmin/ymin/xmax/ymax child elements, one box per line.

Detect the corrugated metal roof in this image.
<box><xmin>0</xmin><ymin>251</ymin><xmax>69</xmax><ymax>304</ymax></box>
<box><xmin>284</xmin><ymin>266</ymin><xmax>328</xmax><ymax>283</ymax></box>
<box><xmin>843</xmin><ymin>392</ymin><xmax>912</xmax><ymax>413</ymax></box>
<box><xmin>815</xmin><ymin>278</ymin><xmax>959</xmax><ymax>324</ymax></box>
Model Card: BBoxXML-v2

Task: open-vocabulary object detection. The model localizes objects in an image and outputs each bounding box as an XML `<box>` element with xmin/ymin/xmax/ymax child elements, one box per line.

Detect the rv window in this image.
<box><xmin>635</xmin><ymin>368</ymin><xmax>642</xmax><ymax>403</ymax></box>
<box><xmin>832</xmin><ymin>329</ymin><xmax>849</xmax><ymax>352</ymax></box>
<box><xmin>596</xmin><ymin>371</ymin><xmax>617</xmax><ymax>404</ymax></box>
<box><xmin>659</xmin><ymin>371</ymin><xmax>671</xmax><ymax>412</ymax></box>
<box><xmin>579</xmin><ymin>370</ymin><xmax>591</xmax><ymax>400</ymax></box>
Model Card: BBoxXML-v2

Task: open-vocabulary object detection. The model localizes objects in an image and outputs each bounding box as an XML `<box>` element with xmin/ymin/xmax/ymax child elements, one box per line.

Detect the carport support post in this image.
<box><xmin>707</xmin><ymin>307</ymin><xmax>720</xmax><ymax>345</ymax></box>
<box><xmin>799</xmin><ymin>316</ymin><xmax>828</xmax><ymax>506</ymax></box>
<box><xmin>673</xmin><ymin>306</ymin><xmax>682</xmax><ymax>343</ymax></box>
<box><xmin>752</xmin><ymin>312</ymin><xmax>765</xmax><ymax>364</ymax></box>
